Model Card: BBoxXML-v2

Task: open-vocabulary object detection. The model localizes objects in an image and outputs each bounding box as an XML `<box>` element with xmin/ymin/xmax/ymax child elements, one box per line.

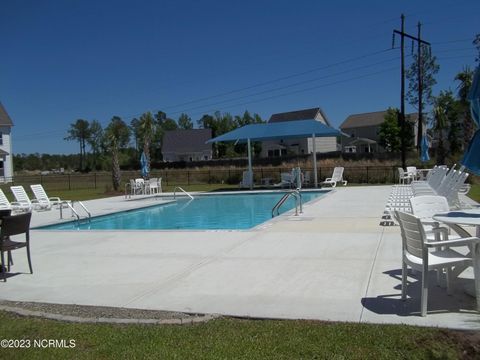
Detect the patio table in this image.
<box><xmin>433</xmin><ymin>208</ymin><xmax>480</xmax><ymax>309</ymax></box>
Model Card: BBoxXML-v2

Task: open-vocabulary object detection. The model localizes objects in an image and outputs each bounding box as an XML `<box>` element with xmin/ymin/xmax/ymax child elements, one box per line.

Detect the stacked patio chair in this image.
<box><xmin>380</xmin><ymin>165</ymin><xmax>471</xmax><ymax>226</ymax></box>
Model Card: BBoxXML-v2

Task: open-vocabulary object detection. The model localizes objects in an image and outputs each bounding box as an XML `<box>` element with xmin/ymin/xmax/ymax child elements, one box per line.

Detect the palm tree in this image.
<box><xmin>455</xmin><ymin>67</ymin><xmax>474</xmax><ymax>149</ymax></box>
<box><xmin>139</xmin><ymin>112</ymin><xmax>156</xmax><ymax>175</ymax></box>
<box><xmin>104</xmin><ymin>116</ymin><xmax>130</xmax><ymax>191</ymax></box>
<box><xmin>86</xmin><ymin>120</ymin><xmax>103</xmax><ymax>171</ymax></box>
<box><xmin>65</xmin><ymin>119</ymin><xmax>90</xmax><ymax>171</ymax></box>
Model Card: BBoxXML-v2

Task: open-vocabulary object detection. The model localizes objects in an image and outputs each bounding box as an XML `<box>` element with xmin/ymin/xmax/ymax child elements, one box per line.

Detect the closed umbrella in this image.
<box><xmin>140</xmin><ymin>151</ymin><xmax>149</xmax><ymax>178</ymax></box>
<box><xmin>461</xmin><ymin>66</ymin><xmax>480</xmax><ymax>174</ymax></box>
<box><xmin>420</xmin><ymin>133</ymin><xmax>430</xmax><ymax>162</ymax></box>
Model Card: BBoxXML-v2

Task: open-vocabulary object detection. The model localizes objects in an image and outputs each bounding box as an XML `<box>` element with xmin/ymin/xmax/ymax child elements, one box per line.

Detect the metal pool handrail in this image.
<box><xmin>272</xmin><ymin>189</ymin><xmax>302</xmax><ymax>218</ymax></box>
<box><xmin>173</xmin><ymin>186</ymin><xmax>194</xmax><ymax>200</ymax></box>
<box><xmin>59</xmin><ymin>200</ymin><xmax>91</xmax><ymax>223</ymax></box>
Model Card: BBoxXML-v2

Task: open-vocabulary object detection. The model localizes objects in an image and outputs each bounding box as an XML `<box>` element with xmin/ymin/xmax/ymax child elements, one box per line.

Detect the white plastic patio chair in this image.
<box><xmin>321</xmin><ymin>167</ymin><xmax>347</xmax><ymax>188</ymax></box>
<box><xmin>30</xmin><ymin>184</ymin><xmax>66</xmax><ymax>210</ymax></box>
<box><xmin>397</xmin><ymin>167</ymin><xmax>413</xmax><ymax>184</ymax></box>
<box><xmin>406</xmin><ymin>166</ymin><xmax>418</xmax><ymax>181</ymax></box>
<box><xmin>134</xmin><ymin>178</ymin><xmax>145</xmax><ymax>194</ymax></box>
<box><xmin>0</xmin><ymin>189</ymin><xmax>31</xmax><ymax>213</ymax></box>
<box><xmin>394</xmin><ymin>210</ymin><xmax>479</xmax><ymax>317</ymax></box>
<box><xmin>148</xmin><ymin>178</ymin><xmax>161</xmax><ymax>194</ymax></box>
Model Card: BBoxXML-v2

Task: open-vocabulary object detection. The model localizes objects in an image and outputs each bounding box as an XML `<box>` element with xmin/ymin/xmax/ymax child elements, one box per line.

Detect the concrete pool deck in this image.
<box><xmin>1</xmin><ymin>185</ymin><xmax>480</xmax><ymax>329</ymax></box>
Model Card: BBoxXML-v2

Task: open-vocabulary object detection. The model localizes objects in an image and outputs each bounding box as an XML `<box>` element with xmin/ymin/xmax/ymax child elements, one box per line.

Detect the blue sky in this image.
<box><xmin>1</xmin><ymin>0</ymin><xmax>478</xmax><ymax>154</ymax></box>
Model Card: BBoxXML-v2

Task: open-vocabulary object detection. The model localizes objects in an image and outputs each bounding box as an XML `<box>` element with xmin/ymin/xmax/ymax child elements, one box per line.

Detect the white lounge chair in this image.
<box><xmin>10</xmin><ymin>186</ymin><xmax>48</xmax><ymax>211</ymax></box>
<box><xmin>394</xmin><ymin>210</ymin><xmax>478</xmax><ymax>316</ymax></box>
<box><xmin>30</xmin><ymin>184</ymin><xmax>68</xmax><ymax>209</ymax></box>
<box><xmin>0</xmin><ymin>189</ymin><xmax>31</xmax><ymax>213</ymax></box>
<box><xmin>321</xmin><ymin>167</ymin><xmax>347</xmax><ymax>188</ymax></box>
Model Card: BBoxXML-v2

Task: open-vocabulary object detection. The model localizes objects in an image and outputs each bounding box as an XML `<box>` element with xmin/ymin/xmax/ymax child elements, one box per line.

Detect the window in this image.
<box><xmin>0</xmin><ymin>132</ymin><xmax>3</xmax><ymax>145</ymax></box>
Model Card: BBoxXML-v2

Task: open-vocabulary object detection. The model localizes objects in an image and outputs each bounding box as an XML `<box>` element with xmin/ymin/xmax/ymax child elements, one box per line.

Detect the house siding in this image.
<box><xmin>0</xmin><ymin>126</ymin><xmax>13</xmax><ymax>181</ymax></box>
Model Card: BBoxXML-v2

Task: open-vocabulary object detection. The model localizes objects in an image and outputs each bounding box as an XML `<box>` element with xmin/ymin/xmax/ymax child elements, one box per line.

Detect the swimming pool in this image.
<box><xmin>40</xmin><ymin>191</ymin><xmax>327</xmax><ymax>230</ymax></box>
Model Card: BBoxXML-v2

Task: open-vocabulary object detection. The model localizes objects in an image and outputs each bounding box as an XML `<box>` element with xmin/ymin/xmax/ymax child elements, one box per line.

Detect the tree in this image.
<box><xmin>162</xmin><ymin>118</ymin><xmax>178</xmax><ymax>131</ymax></box>
<box><xmin>178</xmin><ymin>113</ymin><xmax>193</xmax><ymax>129</ymax></box>
<box><xmin>130</xmin><ymin>118</ymin><xmax>142</xmax><ymax>155</ymax></box>
<box><xmin>139</xmin><ymin>112</ymin><xmax>156</xmax><ymax>171</ymax></box>
<box><xmin>432</xmin><ymin>91</ymin><xmax>462</xmax><ymax>163</ymax></box>
<box><xmin>455</xmin><ymin>67</ymin><xmax>475</xmax><ymax>148</ymax></box>
<box><xmin>87</xmin><ymin>120</ymin><xmax>103</xmax><ymax>171</ymax></box>
<box><xmin>65</xmin><ymin>119</ymin><xmax>90</xmax><ymax>171</ymax></box>
<box><xmin>406</xmin><ymin>44</ymin><xmax>440</xmax><ymax>109</ymax></box>
<box><xmin>104</xmin><ymin>116</ymin><xmax>130</xmax><ymax>191</ymax></box>
<box><xmin>433</xmin><ymin>105</ymin><xmax>447</xmax><ymax>165</ymax></box>
<box><xmin>406</xmin><ymin>44</ymin><xmax>440</xmax><ymax>149</ymax></box>
<box><xmin>378</xmin><ymin>108</ymin><xmax>401</xmax><ymax>152</ymax></box>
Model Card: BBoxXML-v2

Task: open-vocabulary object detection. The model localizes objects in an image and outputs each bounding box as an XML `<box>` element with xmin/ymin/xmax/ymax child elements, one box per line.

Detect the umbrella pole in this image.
<box><xmin>312</xmin><ymin>133</ymin><xmax>318</xmax><ymax>188</ymax></box>
<box><xmin>247</xmin><ymin>138</ymin><xmax>253</xmax><ymax>190</ymax></box>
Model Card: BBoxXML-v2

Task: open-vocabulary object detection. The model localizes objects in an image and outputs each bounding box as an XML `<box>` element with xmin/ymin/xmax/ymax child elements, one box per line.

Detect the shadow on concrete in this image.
<box><xmin>362</xmin><ymin>269</ymin><xmax>478</xmax><ymax>317</ymax></box>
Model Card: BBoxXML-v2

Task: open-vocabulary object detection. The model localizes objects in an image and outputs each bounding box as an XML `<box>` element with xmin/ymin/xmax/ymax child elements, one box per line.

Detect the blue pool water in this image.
<box><xmin>39</xmin><ymin>191</ymin><xmax>326</xmax><ymax>230</ymax></box>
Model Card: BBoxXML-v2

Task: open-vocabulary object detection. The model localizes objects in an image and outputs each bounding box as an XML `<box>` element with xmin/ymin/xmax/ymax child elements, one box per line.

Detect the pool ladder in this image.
<box><xmin>60</xmin><ymin>201</ymin><xmax>91</xmax><ymax>223</ymax></box>
<box><xmin>173</xmin><ymin>186</ymin><xmax>194</xmax><ymax>200</ymax></box>
<box><xmin>272</xmin><ymin>189</ymin><xmax>302</xmax><ymax>218</ymax></box>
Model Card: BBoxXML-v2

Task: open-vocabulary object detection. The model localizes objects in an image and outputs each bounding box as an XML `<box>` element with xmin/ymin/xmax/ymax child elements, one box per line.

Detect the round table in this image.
<box><xmin>433</xmin><ymin>208</ymin><xmax>480</xmax><ymax>309</ymax></box>
<box><xmin>433</xmin><ymin>208</ymin><xmax>480</xmax><ymax>237</ymax></box>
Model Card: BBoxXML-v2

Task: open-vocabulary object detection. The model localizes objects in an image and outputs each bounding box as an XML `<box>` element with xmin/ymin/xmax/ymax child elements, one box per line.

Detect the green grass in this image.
<box><xmin>468</xmin><ymin>184</ymin><xmax>480</xmax><ymax>203</ymax></box>
<box><xmin>0</xmin><ymin>313</ymin><xmax>472</xmax><ymax>359</ymax></box>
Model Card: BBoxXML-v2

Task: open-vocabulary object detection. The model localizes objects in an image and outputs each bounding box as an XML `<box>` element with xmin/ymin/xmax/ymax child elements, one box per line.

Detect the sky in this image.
<box><xmin>0</xmin><ymin>0</ymin><xmax>478</xmax><ymax>154</ymax></box>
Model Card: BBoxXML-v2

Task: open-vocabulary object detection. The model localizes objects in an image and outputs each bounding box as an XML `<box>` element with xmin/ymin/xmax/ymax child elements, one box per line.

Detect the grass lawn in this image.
<box><xmin>0</xmin><ymin>313</ymin><xmax>477</xmax><ymax>359</ymax></box>
<box><xmin>468</xmin><ymin>184</ymin><xmax>480</xmax><ymax>203</ymax></box>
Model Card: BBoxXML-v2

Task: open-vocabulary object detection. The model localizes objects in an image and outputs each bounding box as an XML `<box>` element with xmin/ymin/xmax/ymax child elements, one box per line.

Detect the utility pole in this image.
<box><xmin>417</xmin><ymin>21</ymin><xmax>423</xmax><ymax>151</ymax></box>
<box><xmin>393</xmin><ymin>14</ymin><xmax>431</xmax><ymax>167</ymax></box>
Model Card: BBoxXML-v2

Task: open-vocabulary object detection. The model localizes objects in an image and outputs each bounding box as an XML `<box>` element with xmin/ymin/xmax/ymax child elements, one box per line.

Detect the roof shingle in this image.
<box><xmin>0</xmin><ymin>102</ymin><xmax>14</xmax><ymax>126</ymax></box>
<box><xmin>340</xmin><ymin>110</ymin><xmax>418</xmax><ymax>129</ymax></box>
<box><xmin>162</xmin><ymin>129</ymin><xmax>212</xmax><ymax>153</ymax></box>
<box><xmin>268</xmin><ymin>107</ymin><xmax>331</xmax><ymax>126</ymax></box>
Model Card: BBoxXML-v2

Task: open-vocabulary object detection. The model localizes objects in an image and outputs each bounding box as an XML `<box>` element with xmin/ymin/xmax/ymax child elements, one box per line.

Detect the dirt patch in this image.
<box><xmin>0</xmin><ymin>300</ymin><xmax>213</xmax><ymax>324</ymax></box>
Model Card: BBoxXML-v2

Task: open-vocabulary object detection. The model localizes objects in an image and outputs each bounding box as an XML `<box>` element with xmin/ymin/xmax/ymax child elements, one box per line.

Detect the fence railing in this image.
<box><xmin>2</xmin><ymin>166</ymin><xmax>406</xmax><ymax>191</ymax></box>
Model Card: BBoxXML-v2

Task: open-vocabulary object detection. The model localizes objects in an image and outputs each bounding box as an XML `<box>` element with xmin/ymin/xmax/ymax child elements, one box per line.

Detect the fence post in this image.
<box><xmin>366</xmin><ymin>166</ymin><xmax>369</xmax><ymax>184</ymax></box>
<box><xmin>94</xmin><ymin>173</ymin><xmax>97</xmax><ymax>189</ymax></box>
<box><xmin>40</xmin><ymin>174</ymin><xmax>43</xmax><ymax>185</ymax></box>
<box><xmin>68</xmin><ymin>174</ymin><xmax>71</xmax><ymax>190</ymax></box>
<box><xmin>208</xmin><ymin>170</ymin><xmax>211</xmax><ymax>184</ymax></box>
<box><xmin>187</xmin><ymin>171</ymin><xmax>190</xmax><ymax>185</ymax></box>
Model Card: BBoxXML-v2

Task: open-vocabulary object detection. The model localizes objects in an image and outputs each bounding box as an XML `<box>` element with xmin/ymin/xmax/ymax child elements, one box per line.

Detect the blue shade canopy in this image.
<box><xmin>420</xmin><ymin>134</ymin><xmax>430</xmax><ymax>162</ymax></box>
<box><xmin>207</xmin><ymin>119</ymin><xmax>341</xmax><ymax>143</ymax></box>
<box><xmin>461</xmin><ymin>66</ymin><xmax>480</xmax><ymax>175</ymax></box>
<box><xmin>140</xmin><ymin>151</ymin><xmax>149</xmax><ymax>178</ymax></box>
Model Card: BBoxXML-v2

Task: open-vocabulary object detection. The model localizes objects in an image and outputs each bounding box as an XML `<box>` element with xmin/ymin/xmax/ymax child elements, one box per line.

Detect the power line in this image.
<box><xmin>118</xmin><ymin>47</ymin><xmax>395</xmax><ymax>120</ymax></box>
<box><xmin>187</xmin><ymin>66</ymin><xmax>399</xmax><ymax>118</ymax></box>
<box><xmin>167</xmin><ymin>56</ymin><xmax>401</xmax><ymax>116</ymax></box>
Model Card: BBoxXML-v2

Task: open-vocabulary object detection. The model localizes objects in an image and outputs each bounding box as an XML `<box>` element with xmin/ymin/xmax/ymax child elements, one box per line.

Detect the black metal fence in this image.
<box><xmin>7</xmin><ymin>166</ymin><xmax>402</xmax><ymax>191</ymax></box>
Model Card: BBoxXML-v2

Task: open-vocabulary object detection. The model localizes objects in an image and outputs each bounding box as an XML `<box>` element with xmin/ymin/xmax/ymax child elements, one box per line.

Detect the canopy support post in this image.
<box><xmin>247</xmin><ymin>138</ymin><xmax>253</xmax><ymax>190</ymax></box>
<box><xmin>312</xmin><ymin>133</ymin><xmax>318</xmax><ymax>188</ymax></box>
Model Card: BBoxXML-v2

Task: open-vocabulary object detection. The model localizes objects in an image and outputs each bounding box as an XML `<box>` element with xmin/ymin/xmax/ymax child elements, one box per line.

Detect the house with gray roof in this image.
<box><xmin>340</xmin><ymin>110</ymin><xmax>418</xmax><ymax>153</ymax></box>
<box><xmin>261</xmin><ymin>107</ymin><xmax>338</xmax><ymax>157</ymax></box>
<box><xmin>0</xmin><ymin>102</ymin><xmax>14</xmax><ymax>181</ymax></box>
<box><xmin>162</xmin><ymin>129</ymin><xmax>212</xmax><ymax>162</ymax></box>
